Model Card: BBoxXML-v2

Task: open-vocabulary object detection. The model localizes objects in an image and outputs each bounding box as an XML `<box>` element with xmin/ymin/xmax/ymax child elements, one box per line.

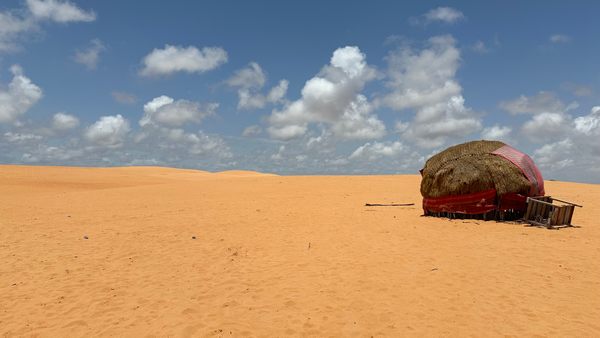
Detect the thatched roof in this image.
<box><xmin>420</xmin><ymin>140</ymin><xmax>532</xmax><ymax>198</ymax></box>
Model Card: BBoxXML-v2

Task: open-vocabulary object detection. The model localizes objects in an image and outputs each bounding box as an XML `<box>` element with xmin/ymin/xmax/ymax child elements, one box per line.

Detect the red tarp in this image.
<box><xmin>423</xmin><ymin>190</ymin><xmax>529</xmax><ymax>214</ymax></box>
<box><xmin>423</xmin><ymin>189</ymin><xmax>497</xmax><ymax>214</ymax></box>
<box><xmin>491</xmin><ymin>145</ymin><xmax>545</xmax><ymax>196</ymax></box>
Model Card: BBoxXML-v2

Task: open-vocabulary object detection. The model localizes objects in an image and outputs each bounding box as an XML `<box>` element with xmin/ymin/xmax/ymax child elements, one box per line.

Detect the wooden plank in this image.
<box><xmin>524</xmin><ymin>201</ymin><xmax>532</xmax><ymax>220</ymax></box>
<box><xmin>533</xmin><ymin>199</ymin><xmax>540</xmax><ymax>219</ymax></box>
<box><xmin>548</xmin><ymin>208</ymin><xmax>555</xmax><ymax>226</ymax></box>
<box><xmin>566</xmin><ymin>206</ymin><xmax>574</xmax><ymax>225</ymax></box>
<box><xmin>552</xmin><ymin>198</ymin><xmax>583</xmax><ymax>208</ymax></box>
<box><xmin>557</xmin><ymin>206</ymin><xmax>566</xmax><ymax>225</ymax></box>
<box><xmin>528</xmin><ymin>199</ymin><xmax>556</xmax><ymax>207</ymax></box>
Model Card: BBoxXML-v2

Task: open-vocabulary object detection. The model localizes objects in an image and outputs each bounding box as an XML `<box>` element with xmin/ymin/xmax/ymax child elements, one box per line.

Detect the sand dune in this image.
<box><xmin>1</xmin><ymin>165</ymin><xmax>599</xmax><ymax>337</ymax></box>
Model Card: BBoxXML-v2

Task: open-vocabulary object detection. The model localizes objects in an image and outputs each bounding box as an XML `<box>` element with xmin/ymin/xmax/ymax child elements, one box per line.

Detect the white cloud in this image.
<box><xmin>424</xmin><ymin>7</ymin><xmax>465</xmax><ymax>24</ymax></box>
<box><xmin>573</xmin><ymin>106</ymin><xmax>600</xmax><ymax>135</ymax></box>
<box><xmin>271</xmin><ymin>145</ymin><xmax>286</xmax><ymax>161</ymax></box>
<box><xmin>227</xmin><ymin>62</ymin><xmax>288</xmax><ymax>110</ymax></box>
<box><xmin>237</xmin><ymin>80</ymin><xmax>289</xmax><ymax>110</ymax></box>
<box><xmin>330</xmin><ymin>95</ymin><xmax>385</xmax><ymax>139</ymax></box>
<box><xmin>382</xmin><ymin>35</ymin><xmax>461</xmax><ymax>110</ymax></box>
<box><xmin>84</xmin><ymin>114</ymin><xmax>130</xmax><ymax>148</ymax></box>
<box><xmin>139</xmin><ymin>45</ymin><xmax>228</xmax><ymax>77</ymax></box>
<box><xmin>530</xmin><ymin>106</ymin><xmax>600</xmax><ymax>178</ymax></box>
<box><xmin>534</xmin><ymin>139</ymin><xmax>575</xmax><ymax>171</ymax></box>
<box><xmin>549</xmin><ymin>34</ymin><xmax>571</xmax><ymax>43</ymax></box>
<box><xmin>0</xmin><ymin>12</ymin><xmax>35</xmax><ymax>52</ymax></box>
<box><xmin>0</xmin><ymin>65</ymin><xmax>43</xmax><ymax>123</ymax></box>
<box><xmin>481</xmin><ymin>125</ymin><xmax>512</xmax><ymax>141</ymax></box>
<box><xmin>74</xmin><ymin>39</ymin><xmax>105</xmax><ymax>70</ymax></box>
<box><xmin>160</xmin><ymin>128</ymin><xmax>231</xmax><ymax>157</ymax></box>
<box><xmin>4</xmin><ymin>131</ymin><xmax>42</xmax><ymax>143</ymax></box>
<box><xmin>242</xmin><ymin>125</ymin><xmax>262</xmax><ymax>137</ymax></box>
<box><xmin>111</xmin><ymin>91</ymin><xmax>137</xmax><ymax>105</ymax></box>
<box><xmin>349</xmin><ymin>141</ymin><xmax>406</xmax><ymax>160</ymax></box>
<box><xmin>0</xmin><ymin>1</ymin><xmax>94</xmax><ymax>54</ymax></box>
<box><xmin>266</xmin><ymin>80</ymin><xmax>288</xmax><ymax>102</ymax></box>
<box><xmin>20</xmin><ymin>144</ymin><xmax>83</xmax><ymax>163</ymax></box>
<box><xmin>268</xmin><ymin>124</ymin><xmax>307</xmax><ymax>140</ymax></box>
<box><xmin>26</xmin><ymin>0</ymin><xmax>95</xmax><ymax>23</ymax></box>
<box><xmin>52</xmin><ymin>112</ymin><xmax>79</xmax><ymax>131</ymax></box>
<box><xmin>521</xmin><ymin>112</ymin><xmax>568</xmax><ymax>143</ymax></box>
<box><xmin>381</xmin><ymin>35</ymin><xmax>481</xmax><ymax>148</ymax></box>
<box><xmin>471</xmin><ymin>40</ymin><xmax>489</xmax><ymax>53</ymax></box>
<box><xmin>500</xmin><ymin>91</ymin><xmax>567</xmax><ymax>115</ymax></box>
<box><xmin>267</xmin><ymin>46</ymin><xmax>384</xmax><ymax>140</ymax></box>
<box><xmin>562</xmin><ymin>82</ymin><xmax>593</xmax><ymax>97</ymax></box>
<box><xmin>227</xmin><ymin>62</ymin><xmax>266</xmax><ymax>89</ymax></box>
<box><xmin>403</xmin><ymin>96</ymin><xmax>481</xmax><ymax>148</ymax></box>
<box><xmin>140</xmin><ymin>95</ymin><xmax>217</xmax><ymax>127</ymax></box>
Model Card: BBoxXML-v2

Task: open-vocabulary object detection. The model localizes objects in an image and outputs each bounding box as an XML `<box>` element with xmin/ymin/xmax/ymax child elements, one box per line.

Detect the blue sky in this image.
<box><xmin>1</xmin><ymin>1</ymin><xmax>600</xmax><ymax>182</ymax></box>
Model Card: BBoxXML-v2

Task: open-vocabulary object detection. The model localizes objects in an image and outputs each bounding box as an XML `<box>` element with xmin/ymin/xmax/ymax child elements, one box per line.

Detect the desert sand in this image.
<box><xmin>1</xmin><ymin>165</ymin><xmax>599</xmax><ymax>337</ymax></box>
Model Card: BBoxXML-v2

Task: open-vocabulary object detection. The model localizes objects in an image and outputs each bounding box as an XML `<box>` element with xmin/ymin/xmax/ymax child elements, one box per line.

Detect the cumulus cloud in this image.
<box><xmin>349</xmin><ymin>141</ymin><xmax>406</xmax><ymax>160</ymax></box>
<box><xmin>4</xmin><ymin>131</ymin><xmax>42</xmax><ymax>143</ymax></box>
<box><xmin>111</xmin><ymin>91</ymin><xmax>137</xmax><ymax>105</ymax></box>
<box><xmin>52</xmin><ymin>112</ymin><xmax>79</xmax><ymax>131</ymax></box>
<box><xmin>382</xmin><ymin>35</ymin><xmax>461</xmax><ymax>110</ymax></box>
<box><xmin>26</xmin><ymin>0</ymin><xmax>95</xmax><ymax>23</ymax></box>
<box><xmin>381</xmin><ymin>35</ymin><xmax>481</xmax><ymax>148</ymax></box>
<box><xmin>242</xmin><ymin>125</ymin><xmax>262</xmax><ymax>137</ymax></box>
<box><xmin>330</xmin><ymin>95</ymin><xmax>385</xmax><ymax>139</ymax></box>
<box><xmin>227</xmin><ymin>62</ymin><xmax>266</xmax><ymax>89</ymax></box>
<box><xmin>0</xmin><ymin>65</ymin><xmax>43</xmax><ymax>123</ymax></box>
<box><xmin>534</xmin><ymin>139</ymin><xmax>575</xmax><ymax>171</ymax></box>
<box><xmin>0</xmin><ymin>12</ymin><xmax>35</xmax><ymax>52</ymax></box>
<box><xmin>422</xmin><ymin>7</ymin><xmax>465</xmax><ymax>24</ymax></box>
<box><xmin>140</xmin><ymin>95</ymin><xmax>217</xmax><ymax>127</ymax></box>
<box><xmin>162</xmin><ymin>128</ymin><xmax>231</xmax><ymax>156</ymax></box>
<box><xmin>84</xmin><ymin>114</ymin><xmax>130</xmax><ymax>148</ymax></box>
<box><xmin>268</xmin><ymin>46</ymin><xmax>384</xmax><ymax>140</ymax></box>
<box><xmin>227</xmin><ymin>62</ymin><xmax>288</xmax><ymax>110</ymax></box>
<box><xmin>549</xmin><ymin>34</ymin><xmax>571</xmax><ymax>43</ymax></box>
<box><xmin>521</xmin><ymin>112</ymin><xmax>568</xmax><ymax>143</ymax></box>
<box><xmin>1</xmin><ymin>1</ymin><xmax>94</xmax><ymax>53</ymax></box>
<box><xmin>481</xmin><ymin>125</ymin><xmax>512</xmax><ymax>141</ymax></box>
<box><xmin>237</xmin><ymin>80</ymin><xmax>289</xmax><ymax>110</ymax></box>
<box><xmin>74</xmin><ymin>39</ymin><xmax>105</xmax><ymax>70</ymax></box>
<box><xmin>573</xmin><ymin>106</ymin><xmax>600</xmax><ymax>135</ymax></box>
<box><xmin>139</xmin><ymin>45</ymin><xmax>228</xmax><ymax>76</ymax></box>
<box><xmin>500</xmin><ymin>91</ymin><xmax>567</xmax><ymax>115</ymax></box>
<box><xmin>133</xmin><ymin>95</ymin><xmax>230</xmax><ymax>160</ymax></box>
<box><xmin>528</xmin><ymin>106</ymin><xmax>600</xmax><ymax>180</ymax></box>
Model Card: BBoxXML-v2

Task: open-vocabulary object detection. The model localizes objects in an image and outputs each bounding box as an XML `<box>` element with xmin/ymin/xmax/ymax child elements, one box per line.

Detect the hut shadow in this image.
<box><xmin>521</xmin><ymin>222</ymin><xmax>581</xmax><ymax>230</ymax></box>
<box><xmin>420</xmin><ymin>215</ymin><xmax>582</xmax><ymax>230</ymax></box>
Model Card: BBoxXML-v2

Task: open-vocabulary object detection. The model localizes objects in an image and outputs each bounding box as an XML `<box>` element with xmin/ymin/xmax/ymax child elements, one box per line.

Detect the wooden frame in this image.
<box><xmin>523</xmin><ymin>196</ymin><xmax>582</xmax><ymax>229</ymax></box>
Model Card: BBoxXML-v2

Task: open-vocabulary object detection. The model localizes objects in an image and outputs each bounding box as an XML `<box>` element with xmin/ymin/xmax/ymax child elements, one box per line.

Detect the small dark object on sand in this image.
<box><xmin>365</xmin><ymin>203</ymin><xmax>415</xmax><ymax>207</ymax></box>
<box><xmin>83</xmin><ymin>235</ymin><xmax>88</xmax><ymax>240</ymax></box>
<box><xmin>192</xmin><ymin>236</ymin><xmax>196</xmax><ymax>239</ymax></box>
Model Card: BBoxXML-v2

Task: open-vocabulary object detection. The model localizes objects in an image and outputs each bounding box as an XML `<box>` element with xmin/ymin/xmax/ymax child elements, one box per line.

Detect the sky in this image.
<box><xmin>1</xmin><ymin>1</ymin><xmax>600</xmax><ymax>182</ymax></box>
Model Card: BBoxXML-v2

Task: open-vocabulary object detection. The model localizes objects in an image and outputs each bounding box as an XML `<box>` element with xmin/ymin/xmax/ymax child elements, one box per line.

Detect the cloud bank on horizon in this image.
<box><xmin>1</xmin><ymin>1</ymin><xmax>600</xmax><ymax>182</ymax></box>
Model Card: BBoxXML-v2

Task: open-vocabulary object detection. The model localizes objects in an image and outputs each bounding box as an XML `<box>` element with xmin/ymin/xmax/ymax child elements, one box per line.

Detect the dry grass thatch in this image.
<box><xmin>420</xmin><ymin>140</ymin><xmax>532</xmax><ymax>198</ymax></box>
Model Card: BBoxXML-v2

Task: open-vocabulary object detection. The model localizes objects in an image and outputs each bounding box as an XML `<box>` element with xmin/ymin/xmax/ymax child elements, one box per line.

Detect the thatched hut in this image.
<box><xmin>420</xmin><ymin>140</ymin><xmax>544</xmax><ymax>220</ymax></box>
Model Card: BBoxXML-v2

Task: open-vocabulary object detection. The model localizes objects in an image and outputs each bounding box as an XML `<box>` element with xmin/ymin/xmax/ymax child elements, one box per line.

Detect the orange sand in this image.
<box><xmin>1</xmin><ymin>165</ymin><xmax>599</xmax><ymax>337</ymax></box>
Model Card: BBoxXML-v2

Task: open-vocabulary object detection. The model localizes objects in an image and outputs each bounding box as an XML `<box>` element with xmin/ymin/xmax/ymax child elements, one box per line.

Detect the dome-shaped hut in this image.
<box><xmin>420</xmin><ymin>140</ymin><xmax>544</xmax><ymax>220</ymax></box>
